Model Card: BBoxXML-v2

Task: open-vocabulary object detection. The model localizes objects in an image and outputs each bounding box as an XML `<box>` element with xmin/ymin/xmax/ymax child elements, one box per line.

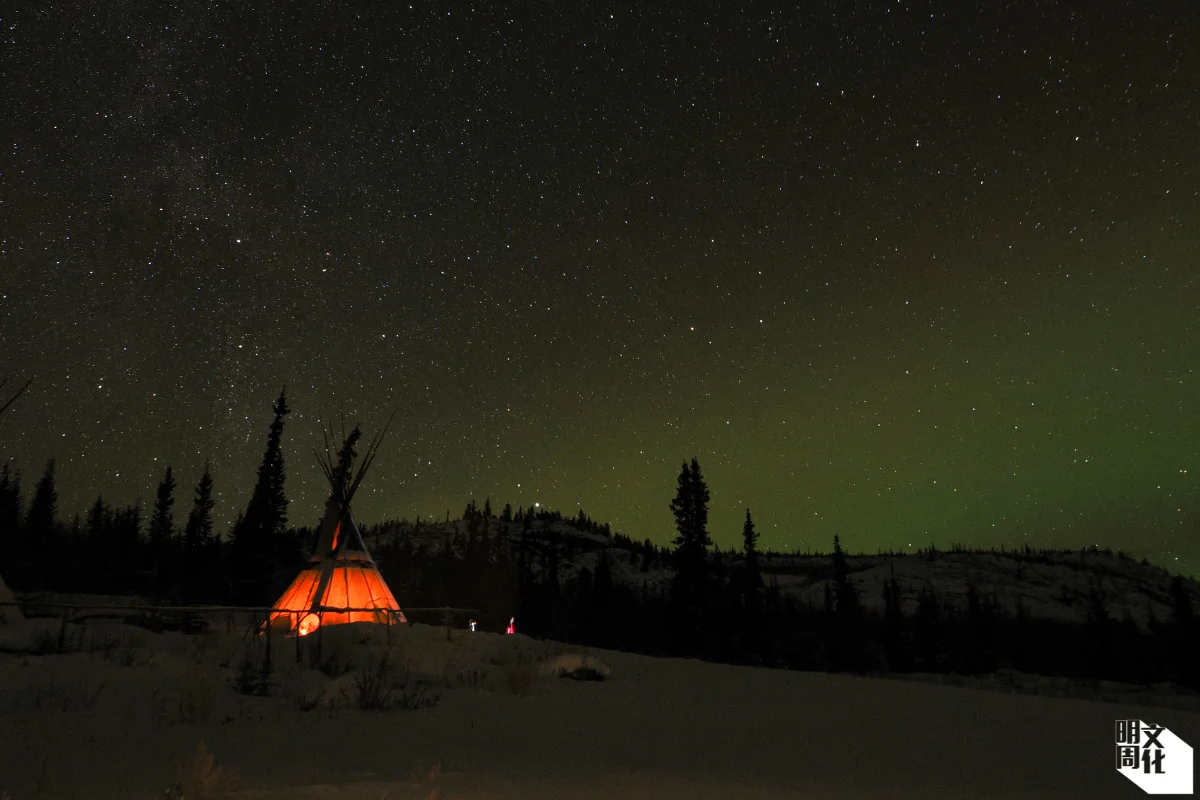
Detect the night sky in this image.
<box><xmin>2</xmin><ymin>2</ymin><xmax>1197</xmax><ymax>570</ymax></box>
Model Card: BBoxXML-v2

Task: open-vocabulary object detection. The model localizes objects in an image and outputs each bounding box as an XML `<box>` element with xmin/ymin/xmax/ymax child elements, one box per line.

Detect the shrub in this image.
<box><xmin>90</xmin><ymin>632</ymin><xmax>141</xmax><ymax>666</ymax></box>
<box><xmin>504</xmin><ymin>653</ymin><xmax>535</xmax><ymax>697</ymax></box>
<box><xmin>293</xmin><ymin>690</ymin><xmax>322</xmax><ymax>712</ymax></box>
<box><xmin>350</xmin><ymin>658</ymin><xmax>395</xmax><ymax>710</ymax></box>
<box><xmin>564</xmin><ymin>665</ymin><xmax>607</xmax><ymax>682</ymax></box>
<box><xmin>176</xmin><ymin>669</ymin><xmax>216</xmax><ymax>723</ymax></box>
<box><xmin>166</xmin><ymin>740</ymin><xmax>231</xmax><ymax>800</ymax></box>
<box><xmin>393</xmin><ymin>675</ymin><xmax>441</xmax><ymax>711</ymax></box>
<box><xmin>315</xmin><ymin>647</ymin><xmax>351</xmax><ymax>678</ymax></box>
<box><xmin>232</xmin><ymin>646</ymin><xmax>272</xmax><ymax>696</ymax></box>
<box><xmin>539</xmin><ymin>653</ymin><xmax>612</xmax><ymax>681</ymax></box>
<box><xmin>346</xmin><ymin>655</ymin><xmax>440</xmax><ymax>711</ymax></box>
<box><xmin>282</xmin><ymin>668</ymin><xmax>327</xmax><ymax>712</ymax></box>
<box><xmin>31</xmin><ymin>677</ymin><xmax>106</xmax><ymax>712</ymax></box>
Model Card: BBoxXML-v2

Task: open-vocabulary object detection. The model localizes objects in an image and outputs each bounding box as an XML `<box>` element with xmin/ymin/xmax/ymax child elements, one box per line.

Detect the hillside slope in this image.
<box><xmin>366</xmin><ymin>517</ymin><xmax>1200</xmax><ymax>630</ymax></box>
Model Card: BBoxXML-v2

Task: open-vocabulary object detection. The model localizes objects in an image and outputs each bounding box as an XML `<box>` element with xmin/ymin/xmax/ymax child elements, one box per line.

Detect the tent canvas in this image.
<box><xmin>266</xmin><ymin>424</ymin><xmax>406</xmax><ymax>636</ymax></box>
<box><xmin>267</xmin><ymin>511</ymin><xmax>406</xmax><ymax>635</ymax></box>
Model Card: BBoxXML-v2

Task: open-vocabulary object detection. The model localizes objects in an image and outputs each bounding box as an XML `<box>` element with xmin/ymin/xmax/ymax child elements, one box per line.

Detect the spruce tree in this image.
<box><xmin>882</xmin><ymin>572</ymin><xmax>910</xmax><ymax>672</ymax></box>
<box><xmin>669</xmin><ymin>458</ymin><xmax>712</xmax><ymax>636</ymax></box>
<box><xmin>148</xmin><ymin>466</ymin><xmax>177</xmax><ymax>598</ymax></box>
<box><xmin>670</xmin><ymin>459</ymin><xmax>711</xmax><ymax>556</ymax></box>
<box><xmin>826</xmin><ymin>535</ymin><xmax>862</xmax><ymax>671</ymax></box>
<box><xmin>66</xmin><ymin>512</ymin><xmax>83</xmax><ymax>589</ymax></box>
<box><xmin>914</xmin><ymin>585</ymin><xmax>942</xmax><ymax>670</ymax></box>
<box><xmin>1170</xmin><ymin>576</ymin><xmax>1193</xmax><ymax>627</ymax></box>
<box><xmin>0</xmin><ymin>463</ymin><xmax>22</xmax><ymax>558</ymax></box>
<box><xmin>184</xmin><ymin>467</ymin><xmax>216</xmax><ymax>554</ymax></box>
<box><xmin>831</xmin><ymin>535</ymin><xmax>858</xmax><ymax>613</ymax></box>
<box><xmin>25</xmin><ymin>459</ymin><xmax>57</xmax><ymax>540</ymax></box>
<box><xmin>86</xmin><ymin>495</ymin><xmax>110</xmax><ymax>587</ymax></box>
<box><xmin>1169</xmin><ymin>576</ymin><xmax>1198</xmax><ymax>686</ymax></box>
<box><xmin>1083</xmin><ymin>581</ymin><xmax>1110</xmax><ymax>678</ymax></box>
<box><xmin>230</xmin><ymin>389</ymin><xmax>292</xmax><ymax>604</ymax></box>
<box><xmin>21</xmin><ymin>459</ymin><xmax>58</xmax><ymax>589</ymax></box>
<box><xmin>110</xmin><ymin>502</ymin><xmax>143</xmax><ymax>591</ymax></box>
<box><xmin>249</xmin><ymin>390</ymin><xmax>290</xmax><ymax>540</ymax></box>
<box><xmin>182</xmin><ymin>465</ymin><xmax>216</xmax><ymax>602</ymax></box>
<box><xmin>742</xmin><ymin>508</ymin><xmax>762</xmax><ymax>595</ymax></box>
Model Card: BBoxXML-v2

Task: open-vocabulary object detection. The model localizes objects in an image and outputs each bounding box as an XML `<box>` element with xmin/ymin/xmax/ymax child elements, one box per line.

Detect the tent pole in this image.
<box><xmin>264</xmin><ymin>611</ymin><xmax>272</xmax><ymax>679</ymax></box>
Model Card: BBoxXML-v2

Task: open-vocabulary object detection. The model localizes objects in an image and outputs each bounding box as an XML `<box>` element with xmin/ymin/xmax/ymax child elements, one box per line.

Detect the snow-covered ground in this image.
<box><xmin>1</xmin><ymin>616</ymin><xmax>1197</xmax><ymax>799</ymax></box>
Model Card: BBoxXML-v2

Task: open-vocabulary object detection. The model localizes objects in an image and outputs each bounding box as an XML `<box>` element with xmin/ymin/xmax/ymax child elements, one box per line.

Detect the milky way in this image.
<box><xmin>2</xmin><ymin>2</ymin><xmax>1197</xmax><ymax>569</ymax></box>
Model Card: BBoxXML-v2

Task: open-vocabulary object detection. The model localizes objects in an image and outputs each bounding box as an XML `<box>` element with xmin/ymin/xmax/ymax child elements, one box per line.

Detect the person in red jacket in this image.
<box><xmin>505</xmin><ymin>617</ymin><xmax>516</xmax><ymax>635</ymax></box>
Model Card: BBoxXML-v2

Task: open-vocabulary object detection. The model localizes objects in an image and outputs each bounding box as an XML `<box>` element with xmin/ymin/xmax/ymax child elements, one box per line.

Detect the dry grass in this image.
<box><xmin>414</xmin><ymin>760</ymin><xmax>442</xmax><ymax>783</ymax></box>
<box><xmin>291</xmin><ymin>682</ymin><xmax>323</xmax><ymax>713</ymax></box>
<box><xmin>166</xmin><ymin>740</ymin><xmax>232</xmax><ymax>800</ymax></box>
<box><xmin>414</xmin><ymin>760</ymin><xmax>443</xmax><ymax>800</ymax></box>
<box><xmin>349</xmin><ymin>656</ymin><xmax>397</xmax><ymax>710</ymax></box>
<box><xmin>231</xmin><ymin>644</ymin><xmax>272</xmax><ymax>696</ymax></box>
<box><xmin>345</xmin><ymin>655</ymin><xmax>441</xmax><ymax>711</ymax></box>
<box><xmin>278</xmin><ymin>664</ymin><xmax>334</xmax><ymax>712</ymax></box>
<box><xmin>504</xmin><ymin>652</ymin><xmax>536</xmax><ymax>697</ymax></box>
<box><xmin>24</xmin><ymin>618</ymin><xmax>93</xmax><ymax>654</ymax></box>
<box><xmin>174</xmin><ymin>668</ymin><xmax>216</xmax><ymax>723</ymax></box>
<box><xmin>539</xmin><ymin>652</ymin><xmax>612</xmax><ymax>681</ymax></box>
<box><xmin>80</xmin><ymin>624</ymin><xmax>149</xmax><ymax>666</ymax></box>
<box><xmin>36</xmin><ymin>759</ymin><xmax>48</xmax><ymax>794</ymax></box>
<box><xmin>30</xmin><ymin>676</ymin><xmax>107</xmax><ymax>712</ymax></box>
<box><xmin>187</xmin><ymin>633</ymin><xmax>213</xmax><ymax>665</ymax></box>
<box><xmin>442</xmin><ymin>664</ymin><xmax>485</xmax><ymax>689</ymax></box>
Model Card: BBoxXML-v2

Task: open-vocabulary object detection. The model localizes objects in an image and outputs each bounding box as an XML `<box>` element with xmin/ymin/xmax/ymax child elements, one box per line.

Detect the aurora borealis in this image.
<box><xmin>1</xmin><ymin>3</ymin><xmax>1197</xmax><ymax>569</ymax></box>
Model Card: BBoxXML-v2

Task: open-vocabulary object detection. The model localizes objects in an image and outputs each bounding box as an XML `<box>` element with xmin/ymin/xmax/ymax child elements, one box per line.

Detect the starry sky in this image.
<box><xmin>2</xmin><ymin>2</ymin><xmax>1197</xmax><ymax>570</ymax></box>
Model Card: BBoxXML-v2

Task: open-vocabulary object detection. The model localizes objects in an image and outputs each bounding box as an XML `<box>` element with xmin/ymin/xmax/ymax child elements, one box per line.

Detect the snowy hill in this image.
<box><xmin>365</xmin><ymin>516</ymin><xmax>1200</xmax><ymax>630</ymax></box>
<box><xmin>759</xmin><ymin>548</ymin><xmax>1199</xmax><ymax>631</ymax></box>
<box><xmin>364</xmin><ymin>515</ymin><xmax>675</xmax><ymax>593</ymax></box>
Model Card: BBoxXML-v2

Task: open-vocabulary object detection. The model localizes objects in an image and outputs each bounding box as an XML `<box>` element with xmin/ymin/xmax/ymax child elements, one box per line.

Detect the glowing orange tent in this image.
<box><xmin>266</xmin><ymin>423</ymin><xmax>406</xmax><ymax>635</ymax></box>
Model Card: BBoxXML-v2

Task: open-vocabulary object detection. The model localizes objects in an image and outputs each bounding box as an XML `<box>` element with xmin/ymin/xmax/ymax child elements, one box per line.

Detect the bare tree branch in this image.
<box><xmin>0</xmin><ymin>377</ymin><xmax>32</xmax><ymax>417</ymax></box>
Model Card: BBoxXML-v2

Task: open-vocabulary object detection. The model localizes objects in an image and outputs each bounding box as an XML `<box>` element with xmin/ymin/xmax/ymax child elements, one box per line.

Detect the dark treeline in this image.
<box><xmin>0</xmin><ymin>390</ymin><xmax>309</xmax><ymax>606</ymax></box>
<box><xmin>360</xmin><ymin>463</ymin><xmax>1200</xmax><ymax>691</ymax></box>
<box><xmin>3</xmin><ymin>401</ymin><xmax>1198</xmax><ymax>689</ymax></box>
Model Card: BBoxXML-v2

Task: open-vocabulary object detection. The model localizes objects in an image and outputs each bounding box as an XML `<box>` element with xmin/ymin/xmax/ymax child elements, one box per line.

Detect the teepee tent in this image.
<box><xmin>266</xmin><ymin>423</ymin><xmax>405</xmax><ymax>636</ymax></box>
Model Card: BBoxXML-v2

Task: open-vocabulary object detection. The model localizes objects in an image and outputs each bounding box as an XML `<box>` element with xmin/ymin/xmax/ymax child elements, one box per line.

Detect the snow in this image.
<box><xmin>2</xmin><ymin>617</ymin><xmax>1198</xmax><ymax>799</ymax></box>
<box><xmin>779</xmin><ymin>549</ymin><xmax>1198</xmax><ymax>629</ymax></box>
<box><xmin>0</xmin><ymin>576</ymin><xmax>35</xmax><ymax>653</ymax></box>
